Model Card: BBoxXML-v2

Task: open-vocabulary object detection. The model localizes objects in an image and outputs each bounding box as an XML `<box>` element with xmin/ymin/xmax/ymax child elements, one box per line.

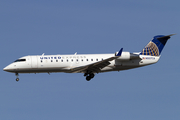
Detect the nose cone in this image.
<box><xmin>3</xmin><ymin>66</ymin><xmax>10</xmax><ymax>72</ymax></box>
<box><xmin>3</xmin><ymin>65</ymin><xmax>14</xmax><ymax>72</ymax></box>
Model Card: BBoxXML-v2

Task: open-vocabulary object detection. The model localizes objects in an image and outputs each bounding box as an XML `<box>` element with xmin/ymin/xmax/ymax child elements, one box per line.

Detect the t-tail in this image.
<box><xmin>140</xmin><ymin>34</ymin><xmax>175</xmax><ymax>56</ymax></box>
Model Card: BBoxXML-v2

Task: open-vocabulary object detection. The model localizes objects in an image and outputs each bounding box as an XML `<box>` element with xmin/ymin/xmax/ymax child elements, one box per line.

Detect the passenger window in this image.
<box><xmin>51</xmin><ymin>60</ymin><xmax>53</xmax><ymax>62</ymax></box>
<box><xmin>61</xmin><ymin>60</ymin><xmax>63</xmax><ymax>62</ymax></box>
<box><xmin>91</xmin><ymin>59</ymin><xmax>93</xmax><ymax>61</ymax></box>
<box><xmin>87</xmin><ymin>59</ymin><xmax>88</xmax><ymax>61</ymax></box>
<box><xmin>56</xmin><ymin>60</ymin><xmax>58</xmax><ymax>62</ymax></box>
<box><xmin>96</xmin><ymin>59</ymin><xmax>98</xmax><ymax>61</ymax></box>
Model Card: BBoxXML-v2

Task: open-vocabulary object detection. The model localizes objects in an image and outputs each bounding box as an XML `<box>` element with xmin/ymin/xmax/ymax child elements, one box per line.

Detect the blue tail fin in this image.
<box><xmin>140</xmin><ymin>34</ymin><xmax>174</xmax><ymax>56</ymax></box>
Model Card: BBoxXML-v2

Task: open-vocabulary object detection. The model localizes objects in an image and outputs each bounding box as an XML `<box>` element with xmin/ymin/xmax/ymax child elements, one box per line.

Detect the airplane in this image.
<box><xmin>3</xmin><ymin>34</ymin><xmax>174</xmax><ymax>81</ymax></box>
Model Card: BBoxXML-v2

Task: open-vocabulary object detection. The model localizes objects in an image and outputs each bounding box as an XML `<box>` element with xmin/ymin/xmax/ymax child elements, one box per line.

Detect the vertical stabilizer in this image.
<box><xmin>140</xmin><ymin>34</ymin><xmax>174</xmax><ymax>56</ymax></box>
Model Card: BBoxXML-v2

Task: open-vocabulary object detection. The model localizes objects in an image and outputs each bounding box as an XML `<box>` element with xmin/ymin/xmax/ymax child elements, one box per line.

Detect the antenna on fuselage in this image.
<box><xmin>74</xmin><ymin>52</ymin><xmax>77</xmax><ymax>55</ymax></box>
<box><xmin>42</xmin><ymin>53</ymin><xmax>45</xmax><ymax>56</ymax></box>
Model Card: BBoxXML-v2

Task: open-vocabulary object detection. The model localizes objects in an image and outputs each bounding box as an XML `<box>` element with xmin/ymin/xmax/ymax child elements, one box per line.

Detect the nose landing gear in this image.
<box><xmin>15</xmin><ymin>73</ymin><xmax>19</xmax><ymax>82</ymax></box>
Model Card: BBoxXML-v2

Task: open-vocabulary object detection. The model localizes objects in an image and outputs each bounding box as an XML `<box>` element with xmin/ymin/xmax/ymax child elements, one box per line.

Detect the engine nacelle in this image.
<box><xmin>115</xmin><ymin>52</ymin><xmax>130</xmax><ymax>60</ymax></box>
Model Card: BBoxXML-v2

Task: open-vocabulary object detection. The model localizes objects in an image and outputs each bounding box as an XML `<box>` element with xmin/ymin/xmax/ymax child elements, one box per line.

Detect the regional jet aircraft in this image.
<box><xmin>3</xmin><ymin>34</ymin><xmax>174</xmax><ymax>81</ymax></box>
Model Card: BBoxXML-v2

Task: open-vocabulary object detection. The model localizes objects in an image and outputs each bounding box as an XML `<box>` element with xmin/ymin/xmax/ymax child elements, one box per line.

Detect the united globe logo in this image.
<box><xmin>141</xmin><ymin>41</ymin><xmax>159</xmax><ymax>56</ymax></box>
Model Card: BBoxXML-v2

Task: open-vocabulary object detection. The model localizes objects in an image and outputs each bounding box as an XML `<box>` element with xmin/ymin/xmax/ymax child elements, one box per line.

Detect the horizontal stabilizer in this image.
<box><xmin>156</xmin><ymin>34</ymin><xmax>175</xmax><ymax>45</ymax></box>
<box><xmin>157</xmin><ymin>34</ymin><xmax>176</xmax><ymax>39</ymax></box>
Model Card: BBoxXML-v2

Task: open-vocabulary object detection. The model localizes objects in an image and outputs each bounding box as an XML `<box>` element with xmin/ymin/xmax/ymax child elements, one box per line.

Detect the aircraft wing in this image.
<box><xmin>70</xmin><ymin>56</ymin><xmax>117</xmax><ymax>73</ymax></box>
<box><xmin>70</xmin><ymin>48</ymin><xmax>123</xmax><ymax>73</ymax></box>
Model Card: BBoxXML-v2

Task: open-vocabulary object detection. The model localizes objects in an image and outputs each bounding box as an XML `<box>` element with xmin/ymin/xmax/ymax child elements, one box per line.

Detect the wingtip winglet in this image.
<box><xmin>116</xmin><ymin>48</ymin><xmax>123</xmax><ymax>56</ymax></box>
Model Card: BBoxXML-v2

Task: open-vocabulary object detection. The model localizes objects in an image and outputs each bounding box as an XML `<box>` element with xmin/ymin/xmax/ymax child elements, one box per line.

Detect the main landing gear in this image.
<box><xmin>84</xmin><ymin>71</ymin><xmax>95</xmax><ymax>81</ymax></box>
<box><xmin>15</xmin><ymin>73</ymin><xmax>19</xmax><ymax>82</ymax></box>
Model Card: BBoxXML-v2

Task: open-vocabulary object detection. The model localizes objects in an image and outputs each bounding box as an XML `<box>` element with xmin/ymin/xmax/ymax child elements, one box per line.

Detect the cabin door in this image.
<box><xmin>31</xmin><ymin>56</ymin><xmax>38</xmax><ymax>68</ymax></box>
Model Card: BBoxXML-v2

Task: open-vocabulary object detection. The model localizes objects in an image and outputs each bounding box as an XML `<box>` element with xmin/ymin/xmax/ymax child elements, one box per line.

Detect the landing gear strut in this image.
<box><xmin>15</xmin><ymin>73</ymin><xmax>19</xmax><ymax>82</ymax></box>
<box><xmin>84</xmin><ymin>71</ymin><xmax>95</xmax><ymax>81</ymax></box>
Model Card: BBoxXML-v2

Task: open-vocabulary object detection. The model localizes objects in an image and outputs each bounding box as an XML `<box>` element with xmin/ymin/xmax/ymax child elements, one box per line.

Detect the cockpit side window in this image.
<box><xmin>14</xmin><ymin>59</ymin><xmax>26</xmax><ymax>62</ymax></box>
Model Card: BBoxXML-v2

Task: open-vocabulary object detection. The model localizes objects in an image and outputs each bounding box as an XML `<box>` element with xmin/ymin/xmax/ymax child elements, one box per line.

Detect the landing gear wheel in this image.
<box><xmin>16</xmin><ymin>78</ymin><xmax>19</xmax><ymax>82</ymax></box>
<box><xmin>15</xmin><ymin>73</ymin><xmax>19</xmax><ymax>82</ymax></box>
<box><xmin>84</xmin><ymin>72</ymin><xmax>88</xmax><ymax>76</ymax></box>
<box><xmin>84</xmin><ymin>71</ymin><xmax>95</xmax><ymax>81</ymax></box>
<box><xmin>89</xmin><ymin>73</ymin><xmax>94</xmax><ymax>78</ymax></box>
<box><xmin>86</xmin><ymin>76</ymin><xmax>91</xmax><ymax>81</ymax></box>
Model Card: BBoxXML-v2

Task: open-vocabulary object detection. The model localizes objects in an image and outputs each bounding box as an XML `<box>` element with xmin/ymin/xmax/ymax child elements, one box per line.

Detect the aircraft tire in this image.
<box><xmin>86</xmin><ymin>76</ymin><xmax>91</xmax><ymax>81</ymax></box>
<box><xmin>16</xmin><ymin>78</ymin><xmax>19</xmax><ymax>82</ymax></box>
<box><xmin>90</xmin><ymin>73</ymin><xmax>94</xmax><ymax>78</ymax></box>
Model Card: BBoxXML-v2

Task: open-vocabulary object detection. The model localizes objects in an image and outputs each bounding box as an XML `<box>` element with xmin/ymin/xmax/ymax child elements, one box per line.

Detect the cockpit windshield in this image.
<box><xmin>14</xmin><ymin>59</ymin><xmax>26</xmax><ymax>62</ymax></box>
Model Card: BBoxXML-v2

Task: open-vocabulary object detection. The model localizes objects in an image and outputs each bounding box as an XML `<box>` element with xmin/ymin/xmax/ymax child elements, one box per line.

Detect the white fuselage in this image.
<box><xmin>3</xmin><ymin>52</ymin><xmax>160</xmax><ymax>74</ymax></box>
<box><xmin>3</xmin><ymin>34</ymin><xmax>173</xmax><ymax>81</ymax></box>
